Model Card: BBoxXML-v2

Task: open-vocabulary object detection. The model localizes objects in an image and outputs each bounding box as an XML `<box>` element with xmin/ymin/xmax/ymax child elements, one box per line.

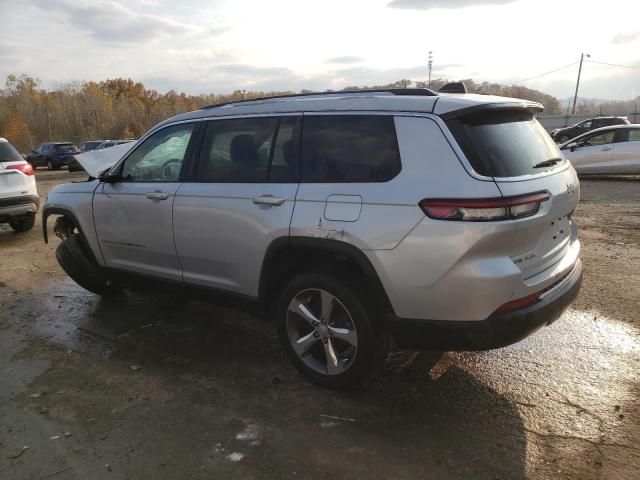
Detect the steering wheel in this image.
<box><xmin>161</xmin><ymin>158</ymin><xmax>181</xmax><ymax>179</ymax></box>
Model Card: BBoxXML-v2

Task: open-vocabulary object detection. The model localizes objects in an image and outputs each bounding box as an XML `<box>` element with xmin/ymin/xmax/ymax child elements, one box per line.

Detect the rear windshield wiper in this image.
<box><xmin>532</xmin><ymin>158</ymin><xmax>562</xmax><ymax>169</ymax></box>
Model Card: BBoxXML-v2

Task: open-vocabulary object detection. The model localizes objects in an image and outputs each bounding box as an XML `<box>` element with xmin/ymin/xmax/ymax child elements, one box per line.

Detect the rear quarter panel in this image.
<box><xmin>290</xmin><ymin>115</ymin><xmax>502</xmax><ymax>250</ymax></box>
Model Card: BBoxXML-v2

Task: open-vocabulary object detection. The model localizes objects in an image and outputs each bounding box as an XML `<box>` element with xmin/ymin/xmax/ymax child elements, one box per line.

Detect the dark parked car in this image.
<box><xmin>78</xmin><ymin>140</ymin><xmax>104</xmax><ymax>152</ymax></box>
<box><xmin>551</xmin><ymin>116</ymin><xmax>629</xmax><ymax>143</ymax></box>
<box><xmin>27</xmin><ymin>142</ymin><xmax>80</xmax><ymax>170</ymax></box>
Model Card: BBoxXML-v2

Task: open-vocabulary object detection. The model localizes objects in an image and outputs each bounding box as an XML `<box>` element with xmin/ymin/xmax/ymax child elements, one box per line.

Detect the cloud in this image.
<box><xmin>325</xmin><ymin>56</ymin><xmax>364</xmax><ymax>64</ymax></box>
<box><xmin>31</xmin><ymin>0</ymin><xmax>206</xmax><ymax>43</ymax></box>
<box><xmin>388</xmin><ymin>0</ymin><xmax>516</xmax><ymax>10</ymax></box>
<box><xmin>611</xmin><ymin>30</ymin><xmax>640</xmax><ymax>44</ymax></box>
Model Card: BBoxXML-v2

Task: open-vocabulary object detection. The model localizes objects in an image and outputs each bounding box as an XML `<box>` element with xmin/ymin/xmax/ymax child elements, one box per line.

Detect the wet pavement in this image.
<box><xmin>1</xmin><ymin>170</ymin><xmax>639</xmax><ymax>479</ymax></box>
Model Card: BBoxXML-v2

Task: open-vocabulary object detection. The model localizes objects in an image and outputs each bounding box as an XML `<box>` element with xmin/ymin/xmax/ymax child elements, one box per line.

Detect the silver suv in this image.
<box><xmin>43</xmin><ymin>89</ymin><xmax>583</xmax><ymax>388</ymax></box>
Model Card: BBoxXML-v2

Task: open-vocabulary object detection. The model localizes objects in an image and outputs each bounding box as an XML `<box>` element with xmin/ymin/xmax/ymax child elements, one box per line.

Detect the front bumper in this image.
<box><xmin>390</xmin><ymin>258</ymin><xmax>583</xmax><ymax>351</ymax></box>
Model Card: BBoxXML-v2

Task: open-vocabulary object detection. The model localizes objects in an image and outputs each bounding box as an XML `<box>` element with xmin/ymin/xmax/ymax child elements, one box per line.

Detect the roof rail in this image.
<box><xmin>202</xmin><ymin>88</ymin><xmax>439</xmax><ymax>110</ymax></box>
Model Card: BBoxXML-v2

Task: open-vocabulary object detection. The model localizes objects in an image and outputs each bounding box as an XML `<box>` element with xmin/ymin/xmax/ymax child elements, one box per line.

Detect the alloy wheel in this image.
<box><xmin>285</xmin><ymin>288</ymin><xmax>358</xmax><ymax>376</ymax></box>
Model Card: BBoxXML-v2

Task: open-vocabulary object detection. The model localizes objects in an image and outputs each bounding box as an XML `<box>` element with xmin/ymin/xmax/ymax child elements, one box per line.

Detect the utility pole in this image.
<box><xmin>427</xmin><ymin>51</ymin><xmax>433</xmax><ymax>88</ymax></box>
<box><xmin>571</xmin><ymin>52</ymin><xmax>590</xmax><ymax>115</ymax></box>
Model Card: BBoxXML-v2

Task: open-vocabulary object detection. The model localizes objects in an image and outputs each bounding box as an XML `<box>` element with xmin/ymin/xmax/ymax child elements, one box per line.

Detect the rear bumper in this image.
<box><xmin>390</xmin><ymin>258</ymin><xmax>582</xmax><ymax>351</ymax></box>
<box><xmin>0</xmin><ymin>195</ymin><xmax>40</xmax><ymax>221</ymax></box>
<box><xmin>51</xmin><ymin>157</ymin><xmax>71</xmax><ymax>166</ymax></box>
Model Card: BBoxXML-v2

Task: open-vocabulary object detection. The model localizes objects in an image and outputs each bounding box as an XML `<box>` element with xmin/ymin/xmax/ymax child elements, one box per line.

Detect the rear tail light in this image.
<box><xmin>5</xmin><ymin>163</ymin><xmax>34</xmax><ymax>176</ymax></box>
<box><xmin>419</xmin><ymin>192</ymin><xmax>550</xmax><ymax>222</ymax></box>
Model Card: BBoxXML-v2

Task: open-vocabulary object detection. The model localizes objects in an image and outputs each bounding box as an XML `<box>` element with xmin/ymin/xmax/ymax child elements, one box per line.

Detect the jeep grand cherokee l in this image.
<box><xmin>42</xmin><ymin>89</ymin><xmax>582</xmax><ymax>388</ymax></box>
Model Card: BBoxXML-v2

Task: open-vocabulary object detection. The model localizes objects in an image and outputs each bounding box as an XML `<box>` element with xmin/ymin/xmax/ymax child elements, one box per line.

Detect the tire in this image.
<box><xmin>559</xmin><ymin>135</ymin><xmax>570</xmax><ymax>143</ymax></box>
<box><xmin>47</xmin><ymin>160</ymin><xmax>53</xmax><ymax>170</ymax></box>
<box><xmin>9</xmin><ymin>215</ymin><xmax>35</xmax><ymax>232</ymax></box>
<box><xmin>276</xmin><ymin>271</ymin><xmax>389</xmax><ymax>389</ymax></box>
<box><xmin>55</xmin><ymin>234</ymin><xmax>119</xmax><ymax>295</ymax></box>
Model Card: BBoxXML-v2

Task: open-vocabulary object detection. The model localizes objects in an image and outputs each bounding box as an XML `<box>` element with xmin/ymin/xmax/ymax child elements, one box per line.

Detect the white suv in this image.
<box><xmin>43</xmin><ymin>89</ymin><xmax>582</xmax><ymax>388</ymax></box>
<box><xmin>0</xmin><ymin>137</ymin><xmax>39</xmax><ymax>232</ymax></box>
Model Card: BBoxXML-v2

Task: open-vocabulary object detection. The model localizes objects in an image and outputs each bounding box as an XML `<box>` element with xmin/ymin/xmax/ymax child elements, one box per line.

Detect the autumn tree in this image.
<box><xmin>2</xmin><ymin>112</ymin><xmax>32</xmax><ymax>152</ymax></box>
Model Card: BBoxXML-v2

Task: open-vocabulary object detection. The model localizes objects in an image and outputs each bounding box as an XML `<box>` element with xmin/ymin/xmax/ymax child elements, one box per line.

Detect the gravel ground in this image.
<box><xmin>0</xmin><ymin>170</ymin><xmax>638</xmax><ymax>480</ymax></box>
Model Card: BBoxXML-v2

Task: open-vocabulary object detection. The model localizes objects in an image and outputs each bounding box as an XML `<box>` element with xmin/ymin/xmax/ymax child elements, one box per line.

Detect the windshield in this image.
<box><xmin>446</xmin><ymin>110</ymin><xmax>563</xmax><ymax>177</ymax></box>
<box><xmin>0</xmin><ymin>141</ymin><xmax>24</xmax><ymax>162</ymax></box>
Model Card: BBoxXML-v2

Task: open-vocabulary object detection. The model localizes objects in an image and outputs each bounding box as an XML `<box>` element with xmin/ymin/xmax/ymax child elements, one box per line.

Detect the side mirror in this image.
<box><xmin>101</xmin><ymin>173</ymin><xmax>121</xmax><ymax>183</ymax></box>
<box><xmin>98</xmin><ymin>168</ymin><xmax>121</xmax><ymax>183</ymax></box>
<box><xmin>568</xmin><ymin>142</ymin><xmax>578</xmax><ymax>152</ymax></box>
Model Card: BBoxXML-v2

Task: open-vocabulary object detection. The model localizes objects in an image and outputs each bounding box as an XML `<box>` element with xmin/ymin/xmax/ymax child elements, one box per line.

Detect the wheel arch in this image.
<box><xmin>42</xmin><ymin>206</ymin><xmax>104</xmax><ymax>265</ymax></box>
<box><xmin>259</xmin><ymin>236</ymin><xmax>396</xmax><ymax>322</ymax></box>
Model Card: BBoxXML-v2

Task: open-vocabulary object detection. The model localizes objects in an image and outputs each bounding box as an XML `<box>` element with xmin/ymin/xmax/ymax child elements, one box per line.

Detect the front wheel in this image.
<box><xmin>47</xmin><ymin>160</ymin><xmax>53</xmax><ymax>170</ymax></box>
<box><xmin>276</xmin><ymin>272</ymin><xmax>388</xmax><ymax>389</ymax></box>
<box><xmin>559</xmin><ymin>135</ymin><xmax>570</xmax><ymax>143</ymax></box>
<box><xmin>56</xmin><ymin>234</ymin><xmax>119</xmax><ymax>295</ymax></box>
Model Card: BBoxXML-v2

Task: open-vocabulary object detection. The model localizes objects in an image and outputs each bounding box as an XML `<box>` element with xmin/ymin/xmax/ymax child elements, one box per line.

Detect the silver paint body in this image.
<box><xmin>561</xmin><ymin>125</ymin><xmax>640</xmax><ymax>175</ymax></box>
<box><xmin>46</xmin><ymin>92</ymin><xmax>581</xmax><ymax>322</ymax></box>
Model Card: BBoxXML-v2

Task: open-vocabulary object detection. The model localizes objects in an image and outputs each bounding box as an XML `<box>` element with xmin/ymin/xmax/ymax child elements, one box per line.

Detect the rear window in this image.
<box><xmin>447</xmin><ymin>110</ymin><xmax>563</xmax><ymax>177</ymax></box>
<box><xmin>301</xmin><ymin>115</ymin><xmax>401</xmax><ymax>182</ymax></box>
<box><xmin>0</xmin><ymin>140</ymin><xmax>24</xmax><ymax>162</ymax></box>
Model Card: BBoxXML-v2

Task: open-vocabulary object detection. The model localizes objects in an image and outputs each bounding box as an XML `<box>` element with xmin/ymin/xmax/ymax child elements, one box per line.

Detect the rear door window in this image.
<box><xmin>196</xmin><ymin>116</ymin><xmax>300</xmax><ymax>183</ymax></box>
<box><xmin>446</xmin><ymin>109</ymin><xmax>563</xmax><ymax>177</ymax></box>
<box><xmin>301</xmin><ymin>115</ymin><xmax>401</xmax><ymax>182</ymax></box>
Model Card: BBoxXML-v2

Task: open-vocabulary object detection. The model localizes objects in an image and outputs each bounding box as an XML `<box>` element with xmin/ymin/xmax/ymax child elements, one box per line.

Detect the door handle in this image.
<box><xmin>602</xmin><ymin>147</ymin><xmax>612</xmax><ymax>151</ymax></box>
<box><xmin>146</xmin><ymin>191</ymin><xmax>170</xmax><ymax>200</ymax></box>
<box><xmin>252</xmin><ymin>195</ymin><xmax>285</xmax><ymax>206</ymax></box>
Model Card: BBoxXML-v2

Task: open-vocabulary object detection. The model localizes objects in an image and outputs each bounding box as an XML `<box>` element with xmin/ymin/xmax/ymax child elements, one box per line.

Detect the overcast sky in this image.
<box><xmin>1</xmin><ymin>0</ymin><xmax>639</xmax><ymax>100</ymax></box>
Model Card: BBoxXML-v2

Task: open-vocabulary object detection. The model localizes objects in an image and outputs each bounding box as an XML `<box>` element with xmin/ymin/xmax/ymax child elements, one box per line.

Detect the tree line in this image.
<box><xmin>1</xmin><ymin>73</ymin><xmax>638</xmax><ymax>154</ymax></box>
<box><xmin>0</xmin><ymin>74</ymin><xmax>297</xmax><ymax>153</ymax></box>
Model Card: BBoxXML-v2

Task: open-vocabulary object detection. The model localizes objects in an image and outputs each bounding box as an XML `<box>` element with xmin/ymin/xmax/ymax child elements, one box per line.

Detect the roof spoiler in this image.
<box><xmin>439</xmin><ymin>82</ymin><xmax>468</xmax><ymax>94</ymax></box>
<box><xmin>439</xmin><ymin>102</ymin><xmax>545</xmax><ymax>121</ymax></box>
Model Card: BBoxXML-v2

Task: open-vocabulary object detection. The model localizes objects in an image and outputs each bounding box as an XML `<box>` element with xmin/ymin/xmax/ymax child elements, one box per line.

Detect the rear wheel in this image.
<box><xmin>9</xmin><ymin>215</ymin><xmax>35</xmax><ymax>232</ymax></box>
<box><xmin>276</xmin><ymin>272</ymin><xmax>388</xmax><ymax>389</ymax></box>
<box><xmin>56</xmin><ymin>234</ymin><xmax>119</xmax><ymax>295</ymax></box>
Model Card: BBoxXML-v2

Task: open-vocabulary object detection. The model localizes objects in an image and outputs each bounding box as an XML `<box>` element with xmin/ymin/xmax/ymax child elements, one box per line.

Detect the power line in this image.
<box><xmin>512</xmin><ymin>61</ymin><xmax>579</xmax><ymax>84</ymax></box>
<box><xmin>585</xmin><ymin>60</ymin><xmax>640</xmax><ymax>70</ymax></box>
